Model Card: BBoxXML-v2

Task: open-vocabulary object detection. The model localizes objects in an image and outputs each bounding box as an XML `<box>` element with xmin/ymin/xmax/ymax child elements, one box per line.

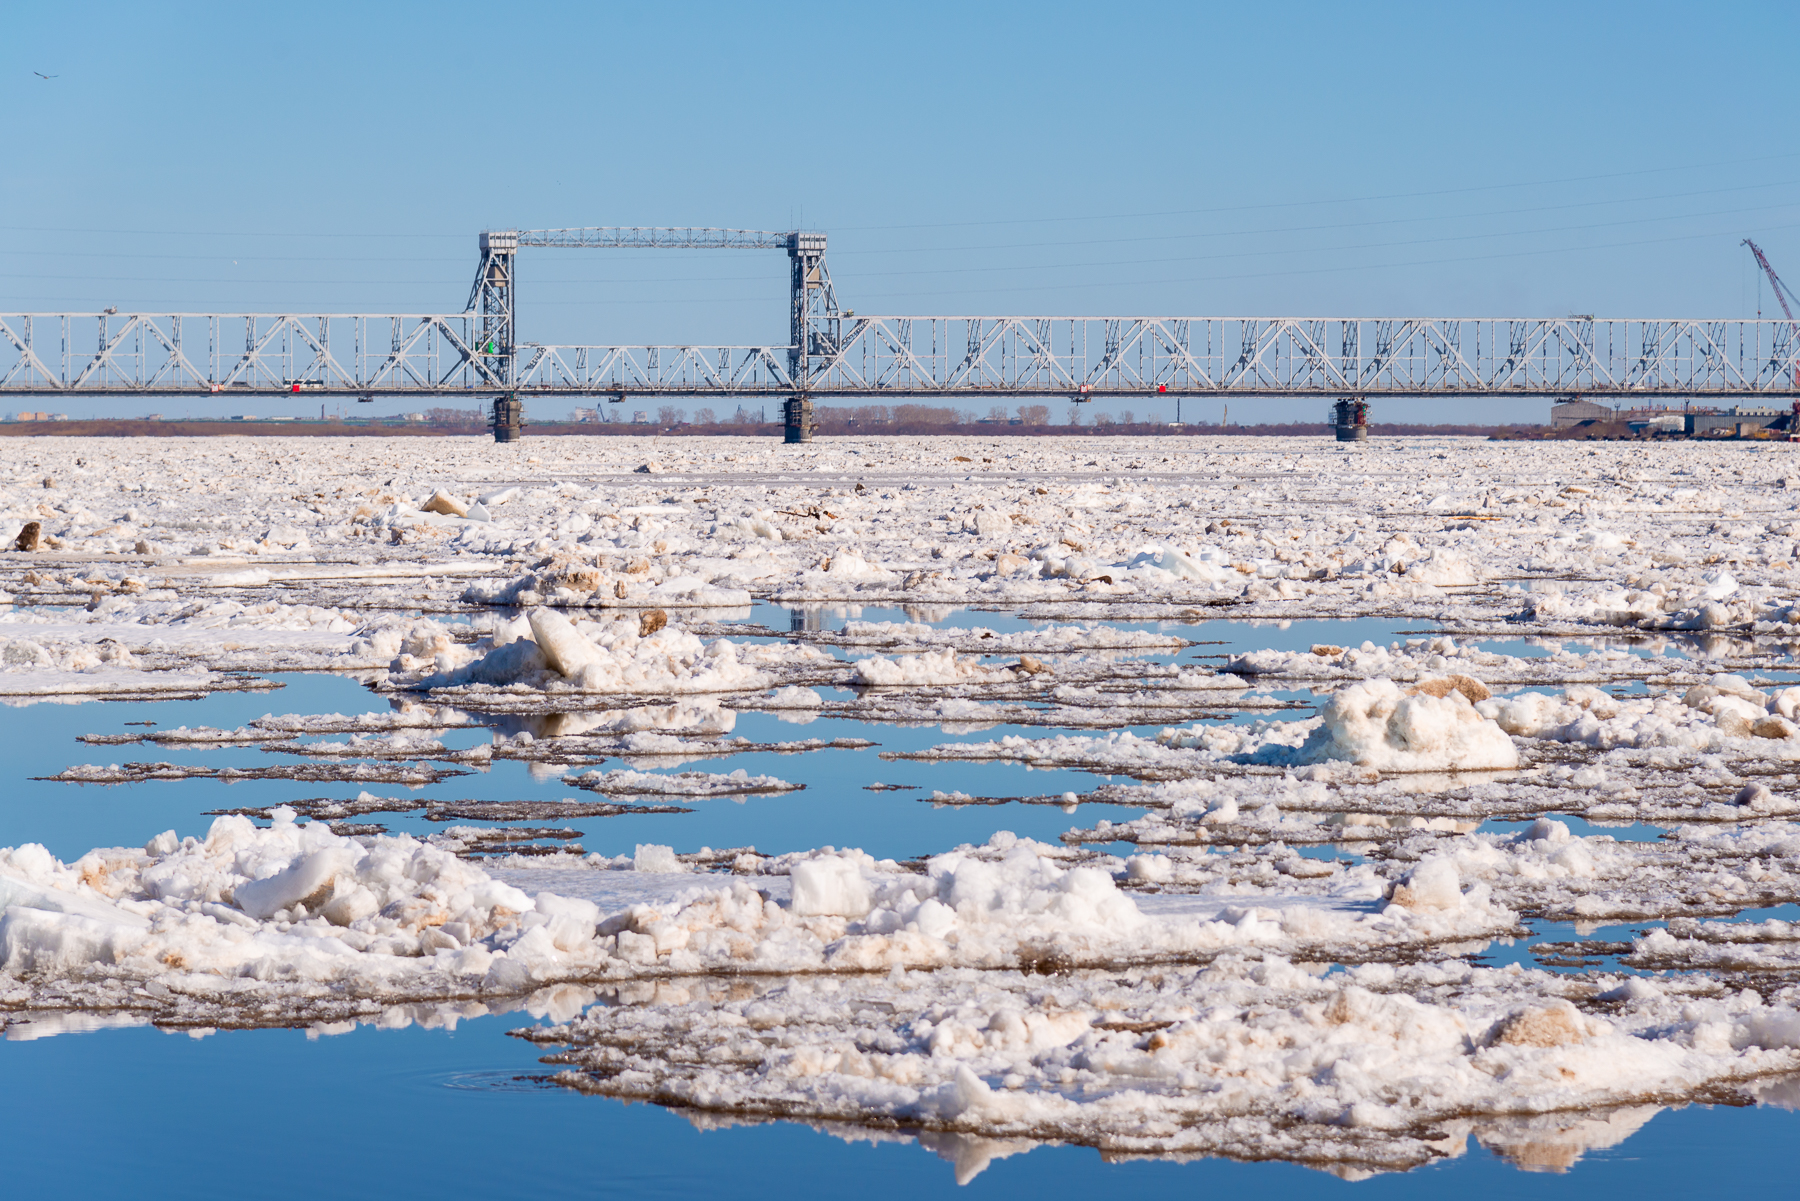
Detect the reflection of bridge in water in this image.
<box><xmin>5</xmin><ymin>226</ymin><xmax>1799</xmax><ymax>438</ymax></box>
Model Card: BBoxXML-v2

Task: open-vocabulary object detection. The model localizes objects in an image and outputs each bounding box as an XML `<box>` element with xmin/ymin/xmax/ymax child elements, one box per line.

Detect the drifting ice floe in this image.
<box><xmin>529</xmin><ymin>953</ymin><xmax>1800</xmax><ymax>1175</ymax></box>
<box><xmin>0</xmin><ymin>817</ymin><xmax>1508</xmax><ymax>1015</ymax></box>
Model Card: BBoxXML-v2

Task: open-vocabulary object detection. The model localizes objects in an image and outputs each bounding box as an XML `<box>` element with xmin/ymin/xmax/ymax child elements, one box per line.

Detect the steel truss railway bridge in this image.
<box><xmin>5</xmin><ymin>226</ymin><xmax>1799</xmax><ymax>440</ymax></box>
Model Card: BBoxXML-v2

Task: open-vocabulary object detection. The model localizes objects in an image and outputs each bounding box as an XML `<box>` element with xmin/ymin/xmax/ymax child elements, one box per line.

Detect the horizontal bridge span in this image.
<box><xmin>0</xmin><ymin>313</ymin><xmax>499</xmax><ymax>397</ymax></box>
<box><xmin>5</xmin><ymin>313</ymin><xmax>1799</xmax><ymax>398</ymax></box>
<box><xmin>513</xmin><ymin>227</ymin><xmax>794</xmax><ymax>250</ymax></box>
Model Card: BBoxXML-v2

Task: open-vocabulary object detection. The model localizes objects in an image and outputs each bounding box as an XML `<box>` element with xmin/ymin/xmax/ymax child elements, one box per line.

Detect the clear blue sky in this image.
<box><xmin>4</xmin><ymin>0</ymin><xmax>1798</xmax><ymax>422</ymax></box>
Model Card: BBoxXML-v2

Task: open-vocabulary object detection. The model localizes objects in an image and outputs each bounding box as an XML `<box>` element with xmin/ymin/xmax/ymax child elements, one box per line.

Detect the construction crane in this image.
<box><xmin>1744</xmin><ymin>238</ymin><xmax>1800</xmax><ymax>428</ymax></box>
<box><xmin>1745</xmin><ymin>238</ymin><xmax>1800</xmax><ymax>329</ymax></box>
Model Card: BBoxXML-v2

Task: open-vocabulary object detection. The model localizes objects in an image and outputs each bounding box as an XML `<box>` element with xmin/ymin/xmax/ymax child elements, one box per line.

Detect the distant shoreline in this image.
<box><xmin>0</xmin><ymin>419</ymin><xmax>1534</xmax><ymax>438</ymax></box>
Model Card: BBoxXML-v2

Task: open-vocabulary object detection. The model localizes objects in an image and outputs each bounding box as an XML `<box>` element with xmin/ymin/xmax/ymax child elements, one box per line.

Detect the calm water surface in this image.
<box><xmin>2</xmin><ymin>610</ymin><xmax>1794</xmax><ymax>1197</ymax></box>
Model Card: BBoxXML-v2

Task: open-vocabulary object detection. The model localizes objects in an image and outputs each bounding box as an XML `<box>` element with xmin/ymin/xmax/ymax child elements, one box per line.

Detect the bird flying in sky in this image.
<box><xmin>34</xmin><ymin>72</ymin><xmax>57</xmax><ymax>80</ymax></box>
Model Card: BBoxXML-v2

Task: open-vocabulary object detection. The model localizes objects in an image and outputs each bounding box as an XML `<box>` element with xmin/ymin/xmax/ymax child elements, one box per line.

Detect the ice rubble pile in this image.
<box><xmin>0</xmin><ymin>635</ymin><xmax>140</xmax><ymax>675</ymax></box>
<box><xmin>1521</xmin><ymin>569</ymin><xmax>1789</xmax><ymax>632</ymax></box>
<box><xmin>917</xmin><ymin>668</ymin><xmax>1800</xmax><ymax>777</ymax></box>
<box><xmin>360</xmin><ymin>486</ymin><xmax>518</xmax><ymax>535</ymax></box>
<box><xmin>1289</xmin><ymin>679</ymin><xmax>1519</xmax><ymax>772</ymax></box>
<box><xmin>1122</xmin><ymin>544</ymin><xmax>1238</xmax><ymax>584</ymax></box>
<box><xmin>1315</xmin><ymin>817</ymin><xmax>1799</xmax><ymax>923</ymax></box>
<box><xmin>1086</xmin><ymin>813</ymin><xmax>1636</xmax><ymax>918</ymax></box>
<box><xmin>0</xmin><ymin>822</ymin><xmax>1515</xmax><ymax>1012</ymax></box>
<box><xmin>0</xmin><ymin>812</ymin><xmax>542</xmax><ymax>989</ymax></box>
<box><xmin>1155</xmin><ymin>675</ymin><xmax>1519</xmax><ymax>772</ymax></box>
<box><xmin>402</xmin><ymin>608</ymin><xmax>770</xmax><ymax>696</ymax></box>
<box><xmin>1228</xmin><ymin>635</ymin><xmax>1516</xmax><ymax>682</ymax></box>
<box><xmin>461</xmin><ymin>550</ymin><xmax>753</xmax><ymax>610</ymax></box>
<box><xmin>1630</xmin><ymin>915</ymin><xmax>1800</xmax><ymax>973</ymax></box>
<box><xmin>1222</xmin><ymin>633</ymin><xmax>1741</xmax><ymax>703</ymax></box>
<box><xmin>1055</xmin><ymin>817</ymin><xmax>1800</xmax><ymax>936</ymax></box>
<box><xmin>1481</xmin><ymin>675</ymin><xmax>1800</xmax><ymax>752</ymax></box>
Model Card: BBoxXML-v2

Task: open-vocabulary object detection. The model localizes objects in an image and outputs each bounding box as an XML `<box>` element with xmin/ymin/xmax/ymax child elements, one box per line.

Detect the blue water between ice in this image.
<box><xmin>3</xmin><ymin>1018</ymin><xmax>1795</xmax><ymax>1200</ymax></box>
<box><xmin>1</xmin><ymin>608</ymin><xmax>1794</xmax><ymax>1197</ymax></box>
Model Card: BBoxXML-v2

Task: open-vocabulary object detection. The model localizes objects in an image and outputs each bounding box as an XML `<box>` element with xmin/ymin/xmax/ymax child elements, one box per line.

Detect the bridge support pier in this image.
<box><xmin>491</xmin><ymin>395</ymin><xmax>525</xmax><ymax>443</ymax></box>
<box><xmin>783</xmin><ymin>396</ymin><xmax>814</xmax><ymax>443</ymax></box>
<box><xmin>1333</xmin><ymin>397</ymin><xmax>1369</xmax><ymax>442</ymax></box>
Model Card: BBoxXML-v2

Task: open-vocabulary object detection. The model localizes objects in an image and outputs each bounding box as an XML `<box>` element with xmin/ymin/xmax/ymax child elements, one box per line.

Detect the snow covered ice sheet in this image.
<box><xmin>11</xmin><ymin>433</ymin><xmax>1800</xmax><ymax>659</ymax></box>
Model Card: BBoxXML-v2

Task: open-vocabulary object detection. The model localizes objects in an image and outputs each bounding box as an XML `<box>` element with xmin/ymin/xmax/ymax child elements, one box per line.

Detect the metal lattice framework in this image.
<box><xmin>0</xmin><ymin>312</ymin><xmax>497</xmax><ymax>396</ymax></box>
<box><xmin>6</xmin><ymin>228</ymin><xmax>1800</xmax><ymax>400</ymax></box>
<box><xmin>518</xmin><ymin>227</ymin><xmax>791</xmax><ymax>250</ymax></box>
<box><xmin>8</xmin><ymin>314</ymin><xmax>1798</xmax><ymax>400</ymax></box>
<box><xmin>460</xmin><ymin>227</ymin><xmax>837</xmax><ymax>400</ymax></box>
<box><xmin>784</xmin><ymin>315</ymin><xmax>1800</xmax><ymax>398</ymax></box>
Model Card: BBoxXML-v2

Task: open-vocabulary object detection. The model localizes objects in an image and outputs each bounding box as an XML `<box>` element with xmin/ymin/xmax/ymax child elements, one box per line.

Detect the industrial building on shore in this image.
<box><xmin>1551</xmin><ymin>399</ymin><xmax>1793</xmax><ymax>436</ymax></box>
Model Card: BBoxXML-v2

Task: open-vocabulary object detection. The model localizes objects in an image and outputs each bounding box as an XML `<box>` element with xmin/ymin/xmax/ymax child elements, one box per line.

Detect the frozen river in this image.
<box><xmin>3</xmin><ymin>434</ymin><xmax>1799</xmax><ymax>1193</ymax></box>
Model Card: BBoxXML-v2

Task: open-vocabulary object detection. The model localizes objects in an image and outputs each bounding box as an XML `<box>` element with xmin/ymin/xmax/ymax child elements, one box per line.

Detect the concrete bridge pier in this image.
<box><xmin>784</xmin><ymin>396</ymin><xmax>815</xmax><ymax>443</ymax></box>
<box><xmin>1334</xmin><ymin>397</ymin><xmax>1369</xmax><ymax>442</ymax></box>
<box><xmin>491</xmin><ymin>396</ymin><xmax>525</xmax><ymax>443</ymax></box>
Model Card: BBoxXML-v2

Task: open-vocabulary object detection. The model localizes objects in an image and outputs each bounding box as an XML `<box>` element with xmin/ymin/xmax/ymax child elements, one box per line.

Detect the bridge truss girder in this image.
<box><xmin>0</xmin><ymin>313</ymin><xmax>492</xmax><ymax>396</ymax></box>
<box><xmin>5</xmin><ymin>314</ymin><xmax>1800</xmax><ymax>400</ymax></box>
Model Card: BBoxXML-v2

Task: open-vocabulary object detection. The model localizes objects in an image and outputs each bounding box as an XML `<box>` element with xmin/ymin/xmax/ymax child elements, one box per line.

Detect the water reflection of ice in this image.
<box><xmin>1474</xmin><ymin>1105</ymin><xmax>1664</xmax><ymax>1173</ymax></box>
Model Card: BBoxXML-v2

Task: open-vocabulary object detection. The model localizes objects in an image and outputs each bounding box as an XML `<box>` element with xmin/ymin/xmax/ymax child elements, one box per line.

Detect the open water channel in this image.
<box><xmin>1</xmin><ymin>606</ymin><xmax>1795</xmax><ymax>1197</ymax></box>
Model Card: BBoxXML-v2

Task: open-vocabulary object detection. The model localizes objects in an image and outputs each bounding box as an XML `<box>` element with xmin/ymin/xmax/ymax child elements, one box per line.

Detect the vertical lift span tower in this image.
<box><xmin>467</xmin><ymin>226</ymin><xmax>837</xmax><ymax>443</ymax></box>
